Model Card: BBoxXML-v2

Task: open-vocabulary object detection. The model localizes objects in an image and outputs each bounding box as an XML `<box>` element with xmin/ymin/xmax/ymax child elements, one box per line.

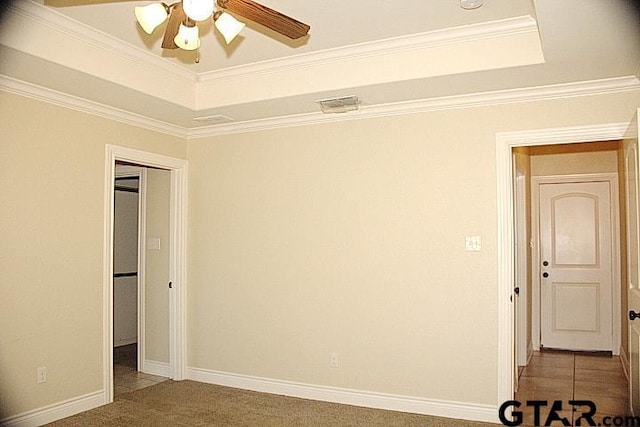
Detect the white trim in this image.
<box><xmin>187</xmin><ymin>367</ymin><xmax>498</xmax><ymax>423</ymax></box>
<box><xmin>621</xmin><ymin>344</ymin><xmax>631</xmax><ymax>381</ymax></box>
<box><xmin>143</xmin><ymin>360</ymin><xmax>171</xmax><ymax>378</ymax></box>
<box><xmin>2</xmin><ymin>74</ymin><xmax>638</xmax><ymax>139</ymax></box>
<box><xmin>531</xmin><ymin>173</ymin><xmax>621</xmax><ymax>355</ymax></box>
<box><xmin>198</xmin><ymin>16</ymin><xmax>538</xmax><ymax>82</ymax></box>
<box><xmin>10</xmin><ymin>0</ymin><xmax>194</xmax><ymax>82</ymax></box>
<box><xmin>0</xmin><ymin>390</ymin><xmax>105</xmax><ymax>427</ymax></box>
<box><xmin>0</xmin><ymin>76</ymin><xmax>188</xmax><ymax>138</ymax></box>
<box><xmin>496</xmin><ymin>122</ymin><xmax>631</xmax><ymax>408</ymax></box>
<box><xmin>188</xmin><ymin>77</ymin><xmax>640</xmax><ymax>138</ymax></box>
<box><xmin>104</xmin><ymin>146</ymin><xmax>188</xmax><ymax>407</ymax></box>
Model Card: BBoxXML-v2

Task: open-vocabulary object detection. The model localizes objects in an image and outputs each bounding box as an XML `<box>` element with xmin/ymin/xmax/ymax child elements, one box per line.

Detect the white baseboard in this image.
<box><xmin>0</xmin><ymin>390</ymin><xmax>105</xmax><ymax>427</ymax></box>
<box><xmin>621</xmin><ymin>345</ymin><xmax>630</xmax><ymax>381</ymax></box>
<box><xmin>527</xmin><ymin>340</ymin><xmax>535</xmax><ymax>365</ymax></box>
<box><xmin>187</xmin><ymin>367</ymin><xmax>498</xmax><ymax>423</ymax></box>
<box><xmin>143</xmin><ymin>359</ymin><xmax>170</xmax><ymax>378</ymax></box>
<box><xmin>114</xmin><ymin>337</ymin><xmax>137</xmax><ymax>347</ymax></box>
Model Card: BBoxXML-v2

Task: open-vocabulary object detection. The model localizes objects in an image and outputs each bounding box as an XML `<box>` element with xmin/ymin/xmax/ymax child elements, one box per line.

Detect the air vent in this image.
<box><xmin>193</xmin><ymin>114</ymin><xmax>233</xmax><ymax>124</ymax></box>
<box><xmin>316</xmin><ymin>95</ymin><xmax>360</xmax><ymax>114</ymax></box>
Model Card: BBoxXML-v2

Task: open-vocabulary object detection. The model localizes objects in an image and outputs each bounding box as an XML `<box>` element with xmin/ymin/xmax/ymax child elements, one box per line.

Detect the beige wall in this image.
<box><xmin>0</xmin><ymin>91</ymin><xmax>186</xmax><ymax>417</ymax></box>
<box><xmin>530</xmin><ymin>141</ymin><xmax>619</xmax><ymax>176</ymax></box>
<box><xmin>1</xmin><ymin>87</ymin><xmax>638</xmax><ymax>420</ymax></box>
<box><xmin>187</xmin><ymin>92</ymin><xmax>640</xmax><ymax>405</ymax></box>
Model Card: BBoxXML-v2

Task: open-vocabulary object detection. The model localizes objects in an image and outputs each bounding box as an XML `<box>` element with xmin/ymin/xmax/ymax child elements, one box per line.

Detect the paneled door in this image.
<box><xmin>539</xmin><ymin>180</ymin><xmax>613</xmax><ymax>351</ymax></box>
<box><xmin>625</xmin><ymin>109</ymin><xmax>640</xmax><ymax>415</ymax></box>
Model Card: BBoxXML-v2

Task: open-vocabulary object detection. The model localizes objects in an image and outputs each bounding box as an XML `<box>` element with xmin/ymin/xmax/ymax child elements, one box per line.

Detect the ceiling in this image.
<box><xmin>0</xmin><ymin>0</ymin><xmax>638</xmax><ymax>136</ymax></box>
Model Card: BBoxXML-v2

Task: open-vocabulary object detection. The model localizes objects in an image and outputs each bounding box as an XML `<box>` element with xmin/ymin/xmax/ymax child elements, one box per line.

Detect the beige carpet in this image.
<box><xmin>46</xmin><ymin>380</ymin><xmax>497</xmax><ymax>426</ymax></box>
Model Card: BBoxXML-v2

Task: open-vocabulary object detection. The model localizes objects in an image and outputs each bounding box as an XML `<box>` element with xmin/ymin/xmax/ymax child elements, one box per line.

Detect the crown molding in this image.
<box><xmin>188</xmin><ymin>76</ymin><xmax>640</xmax><ymax>138</ymax></box>
<box><xmin>0</xmin><ymin>75</ymin><xmax>188</xmax><ymax>138</ymax></box>
<box><xmin>2</xmin><ymin>74</ymin><xmax>638</xmax><ymax>140</ymax></box>
<box><xmin>9</xmin><ymin>1</ymin><xmax>196</xmax><ymax>82</ymax></box>
<box><xmin>198</xmin><ymin>16</ymin><xmax>538</xmax><ymax>83</ymax></box>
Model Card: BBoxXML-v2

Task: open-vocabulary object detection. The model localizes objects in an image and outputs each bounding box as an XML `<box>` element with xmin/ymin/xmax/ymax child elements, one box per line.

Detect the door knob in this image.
<box><xmin>543</xmin><ymin>261</ymin><xmax>549</xmax><ymax>267</ymax></box>
<box><xmin>630</xmin><ymin>310</ymin><xmax>640</xmax><ymax>320</ymax></box>
<box><xmin>542</xmin><ymin>272</ymin><xmax>549</xmax><ymax>278</ymax></box>
<box><xmin>514</xmin><ymin>287</ymin><xmax>520</xmax><ymax>295</ymax></box>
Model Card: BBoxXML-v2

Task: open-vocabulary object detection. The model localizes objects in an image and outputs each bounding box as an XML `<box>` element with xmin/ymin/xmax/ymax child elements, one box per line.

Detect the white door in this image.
<box><xmin>539</xmin><ymin>181</ymin><xmax>613</xmax><ymax>351</ymax></box>
<box><xmin>625</xmin><ymin>109</ymin><xmax>640</xmax><ymax>415</ymax></box>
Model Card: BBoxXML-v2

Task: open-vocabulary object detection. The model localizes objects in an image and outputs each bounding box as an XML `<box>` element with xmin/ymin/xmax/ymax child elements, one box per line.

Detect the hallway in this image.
<box><xmin>113</xmin><ymin>344</ymin><xmax>168</xmax><ymax>397</ymax></box>
<box><xmin>516</xmin><ymin>351</ymin><xmax>629</xmax><ymax>426</ymax></box>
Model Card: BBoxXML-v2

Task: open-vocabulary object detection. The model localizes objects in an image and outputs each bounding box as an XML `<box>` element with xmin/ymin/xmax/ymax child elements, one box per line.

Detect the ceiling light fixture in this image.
<box><xmin>135</xmin><ymin>3</ymin><xmax>170</xmax><ymax>34</ymax></box>
<box><xmin>459</xmin><ymin>0</ymin><xmax>484</xmax><ymax>10</ymax></box>
<box><xmin>174</xmin><ymin>21</ymin><xmax>201</xmax><ymax>50</ymax></box>
<box><xmin>134</xmin><ymin>0</ymin><xmax>310</xmax><ymax>61</ymax></box>
<box><xmin>213</xmin><ymin>11</ymin><xmax>246</xmax><ymax>44</ymax></box>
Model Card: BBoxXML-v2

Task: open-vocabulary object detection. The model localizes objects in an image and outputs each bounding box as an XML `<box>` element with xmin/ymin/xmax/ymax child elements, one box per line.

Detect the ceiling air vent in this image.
<box><xmin>316</xmin><ymin>95</ymin><xmax>360</xmax><ymax>114</ymax></box>
<box><xmin>193</xmin><ymin>114</ymin><xmax>233</xmax><ymax>124</ymax></box>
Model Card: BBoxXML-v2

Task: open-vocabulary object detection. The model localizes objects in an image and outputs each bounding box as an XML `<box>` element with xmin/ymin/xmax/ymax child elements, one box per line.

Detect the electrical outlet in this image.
<box><xmin>37</xmin><ymin>366</ymin><xmax>47</xmax><ymax>384</ymax></box>
<box><xmin>330</xmin><ymin>352</ymin><xmax>339</xmax><ymax>368</ymax></box>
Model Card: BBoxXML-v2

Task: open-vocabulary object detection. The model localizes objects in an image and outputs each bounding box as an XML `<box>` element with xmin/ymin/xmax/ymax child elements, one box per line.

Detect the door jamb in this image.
<box><xmin>531</xmin><ymin>173</ymin><xmax>621</xmax><ymax>354</ymax></box>
<box><xmin>496</xmin><ymin>122</ymin><xmax>629</xmax><ymax>406</ymax></box>
<box><xmin>104</xmin><ymin>145</ymin><xmax>188</xmax><ymax>403</ymax></box>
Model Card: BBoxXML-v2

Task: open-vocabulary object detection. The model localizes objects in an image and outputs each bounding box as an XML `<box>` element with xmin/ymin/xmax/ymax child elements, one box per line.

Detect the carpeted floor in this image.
<box><xmin>46</xmin><ymin>380</ymin><xmax>498</xmax><ymax>426</ymax></box>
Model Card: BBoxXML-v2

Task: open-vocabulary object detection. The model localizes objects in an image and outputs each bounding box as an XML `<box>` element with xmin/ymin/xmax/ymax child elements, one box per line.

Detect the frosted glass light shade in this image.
<box><xmin>183</xmin><ymin>0</ymin><xmax>215</xmax><ymax>21</ymax></box>
<box><xmin>214</xmin><ymin>12</ymin><xmax>245</xmax><ymax>44</ymax></box>
<box><xmin>135</xmin><ymin>3</ymin><xmax>168</xmax><ymax>34</ymax></box>
<box><xmin>174</xmin><ymin>24</ymin><xmax>201</xmax><ymax>50</ymax></box>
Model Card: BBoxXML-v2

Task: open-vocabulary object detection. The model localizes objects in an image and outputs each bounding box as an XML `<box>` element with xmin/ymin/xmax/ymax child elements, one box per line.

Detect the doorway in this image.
<box><xmin>496</xmin><ymin>122</ymin><xmax>631</xmax><ymax>407</ymax></box>
<box><xmin>113</xmin><ymin>164</ymin><xmax>173</xmax><ymax>395</ymax></box>
<box><xmin>103</xmin><ymin>145</ymin><xmax>188</xmax><ymax>403</ymax></box>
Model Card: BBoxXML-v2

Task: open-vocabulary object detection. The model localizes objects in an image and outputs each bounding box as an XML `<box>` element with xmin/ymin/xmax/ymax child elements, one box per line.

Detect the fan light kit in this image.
<box><xmin>135</xmin><ymin>0</ymin><xmax>310</xmax><ymax>60</ymax></box>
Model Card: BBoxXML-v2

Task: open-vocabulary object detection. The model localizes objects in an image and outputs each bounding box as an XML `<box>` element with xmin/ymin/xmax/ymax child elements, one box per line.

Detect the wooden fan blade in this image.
<box><xmin>218</xmin><ymin>0</ymin><xmax>310</xmax><ymax>39</ymax></box>
<box><xmin>161</xmin><ymin>3</ymin><xmax>185</xmax><ymax>50</ymax></box>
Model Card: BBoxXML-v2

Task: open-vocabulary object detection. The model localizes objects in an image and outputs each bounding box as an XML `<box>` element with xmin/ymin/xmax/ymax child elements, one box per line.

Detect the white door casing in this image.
<box><xmin>496</xmin><ymin>121</ymin><xmax>630</xmax><ymax>413</ymax></box>
<box><xmin>103</xmin><ymin>145</ymin><xmax>188</xmax><ymax>404</ymax></box>
<box><xmin>539</xmin><ymin>180</ymin><xmax>614</xmax><ymax>351</ymax></box>
<box><xmin>624</xmin><ymin>110</ymin><xmax>640</xmax><ymax>415</ymax></box>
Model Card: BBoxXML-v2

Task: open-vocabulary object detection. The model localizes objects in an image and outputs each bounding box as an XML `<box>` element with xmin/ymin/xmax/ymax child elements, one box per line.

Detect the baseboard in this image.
<box><xmin>527</xmin><ymin>340</ymin><xmax>535</xmax><ymax>365</ymax></box>
<box><xmin>0</xmin><ymin>390</ymin><xmax>105</xmax><ymax>427</ymax></box>
<box><xmin>143</xmin><ymin>359</ymin><xmax>170</xmax><ymax>378</ymax></box>
<box><xmin>114</xmin><ymin>337</ymin><xmax>137</xmax><ymax>347</ymax></box>
<box><xmin>187</xmin><ymin>367</ymin><xmax>498</xmax><ymax>423</ymax></box>
<box><xmin>620</xmin><ymin>346</ymin><xmax>630</xmax><ymax>382</ymax></box>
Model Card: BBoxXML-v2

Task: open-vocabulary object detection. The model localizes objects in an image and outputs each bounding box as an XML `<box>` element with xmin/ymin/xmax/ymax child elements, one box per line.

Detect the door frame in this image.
<box><xmin>496</xmin><ymin>122</ymin><xmax>629</xmax><ymax>406</ymax></box>
<box><xmin>103</xmin><ymin>145</ymin><xmax>188</xmax><ymax>403</ymax></box>
<box><xmin>531</xmin><ymin>173</ymin><xmax>621</xmax><ymax>354</ymax></box>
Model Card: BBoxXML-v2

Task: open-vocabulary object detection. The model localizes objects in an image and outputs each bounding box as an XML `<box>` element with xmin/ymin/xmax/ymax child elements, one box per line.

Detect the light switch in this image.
<box><xmin>147</xmin><ymin>237</ymin><xmax>161</xmax><ymax>251</ymax></box>
<box><xmin>465</xmin><ymin>236</ymin><xmax>482</xmax><ymax>252</ymax></box>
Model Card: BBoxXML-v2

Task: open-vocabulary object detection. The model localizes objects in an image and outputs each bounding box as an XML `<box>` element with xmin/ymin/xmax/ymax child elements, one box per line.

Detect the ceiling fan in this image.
<box><xmin>48</xmin><ymin>0</ymin><xmax>310</xmax><ymax>57</ymax></box>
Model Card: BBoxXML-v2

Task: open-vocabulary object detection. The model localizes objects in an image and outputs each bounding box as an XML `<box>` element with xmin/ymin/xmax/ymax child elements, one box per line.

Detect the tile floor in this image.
<box><xmin>113</xmin><ymin>344</ymin><xmax>168</xmax><ymax>397</ymax></box>
<box><xmin>515</xmin><ymin>350</ymin><xmax>630</xmax><ymax>426</ymax></box>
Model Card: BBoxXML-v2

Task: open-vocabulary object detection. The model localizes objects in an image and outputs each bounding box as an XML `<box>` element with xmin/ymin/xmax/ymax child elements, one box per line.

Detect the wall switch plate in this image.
<box><xmin>465</xmin><ymin>236</ymin><xmax>482</xmax><ymax>252</ymax></box>
<box><xmin>37</xmin><ymin>366</ymin><xmax>47</xmax><ymax>384</ymax></box>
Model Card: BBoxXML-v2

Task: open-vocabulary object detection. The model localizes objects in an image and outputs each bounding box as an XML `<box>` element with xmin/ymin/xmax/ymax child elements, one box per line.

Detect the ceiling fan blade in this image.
<box><xmin>218</xmin><ymin>0</ymin><xmax>310</xmax><ymax>40</ymax></box>
<box><xmin>161</xmin><ymin>3</ymin><xmax>185</xmax><ymax>50</ymax></box>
